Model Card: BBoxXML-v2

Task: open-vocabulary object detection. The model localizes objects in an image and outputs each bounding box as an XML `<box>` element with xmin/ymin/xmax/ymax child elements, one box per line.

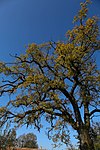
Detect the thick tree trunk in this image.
<box><xmin>78</xmin><ymin>128</ymin><xmax>95</xmax><ymax>150</ymax></box>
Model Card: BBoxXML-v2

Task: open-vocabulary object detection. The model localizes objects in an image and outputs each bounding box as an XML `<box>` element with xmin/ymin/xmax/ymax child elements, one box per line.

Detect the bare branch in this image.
<box><xmin>90</xmin><ymin>109</ymin><xmax>100</xmax><ymax>117</ymax></box>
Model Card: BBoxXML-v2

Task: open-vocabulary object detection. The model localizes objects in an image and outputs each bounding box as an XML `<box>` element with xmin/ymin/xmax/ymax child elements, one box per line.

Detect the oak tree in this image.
<box><xmin>0</xmin><ymin>0</ymin><xmax>100</xmax><ymax>149</ymax></box>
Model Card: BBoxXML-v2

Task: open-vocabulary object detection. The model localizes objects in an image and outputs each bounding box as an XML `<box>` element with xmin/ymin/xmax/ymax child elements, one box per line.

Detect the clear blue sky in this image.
<box><xmin>0</xmin><ymin>0</ymin><xmax>100</xmax><ymax>149</ymax></box>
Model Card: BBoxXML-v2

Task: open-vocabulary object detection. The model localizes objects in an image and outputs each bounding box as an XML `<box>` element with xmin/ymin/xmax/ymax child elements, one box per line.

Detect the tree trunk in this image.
<box><xmin>78</xmin><ymin>128</ymin><xmax>95</xmax><ymax>150</ymax></box>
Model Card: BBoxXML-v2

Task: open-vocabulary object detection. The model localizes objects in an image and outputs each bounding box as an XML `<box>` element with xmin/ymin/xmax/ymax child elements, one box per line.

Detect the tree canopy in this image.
<box><xmin>93</xmin><ymin>122</ymin><xmax>100</xmax><ymax>150</ymax></box>
<box><xmin>0</xmin><ymin>124</ymin><xmax>38</xmax><ymax>149</ymax></box>
<box><xmin>0</xmin><ymin>124</ymin><xmax>16</xmax><ymax>150</ymax></box>
<box><xmin>0</xmin><ymin>0</ymin><xmax>100</xmax><ymax>150</ymax></box>
<box><xmin>17</xmin><ymin>133</ymin><xmax>38</xmax><ymax>148</ymax></box>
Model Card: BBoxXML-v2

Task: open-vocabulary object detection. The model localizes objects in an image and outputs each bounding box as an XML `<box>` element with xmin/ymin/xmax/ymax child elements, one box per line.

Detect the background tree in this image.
<box><xmin>0</xmin><ymin>0</ymin><xmax>100</xmax><ymax>150</ymax></box>
<box><xmin>17</xmin><ymin>133</ymin><xmax>38</xmax><ymax>148</ymax></box>
<box><xmin>0</xmin><ymin>124</ymin><xmax>17</xmax><ymax>150</ymax></box>
<box><xmin>92</xmin><ymin>122</ymin><xmax>100</xmax><ymax>150</ymax></box>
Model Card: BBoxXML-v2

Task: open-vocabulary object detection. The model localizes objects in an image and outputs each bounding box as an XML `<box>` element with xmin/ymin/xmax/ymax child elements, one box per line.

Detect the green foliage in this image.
<box><xmin>0</xmin><ymin>124</ymin><xmax>38</xmax><ymax>149</ymax></box>
<box><xmin>94</xmin><ymin>135</ymin><xmax>100</xmax><ymax>150</ymax></box>
<box><xmin>0</xmin><ymin>124</ymin><xmax>17</xmax><ymax>150</ymax></box>
<box><xmin>93</xmin><ymin>122</ymin><xmax>100</xmax><ymax>150</ymax></box>
<box><xmin>17</xmin><ymin>133</ymin><xmax>38</xmax><ymax>148</ymax></box>
<box><xmin>0</xmin><ymin>0</ymin><xmax>100</xmax><ymax>149</ymax></box>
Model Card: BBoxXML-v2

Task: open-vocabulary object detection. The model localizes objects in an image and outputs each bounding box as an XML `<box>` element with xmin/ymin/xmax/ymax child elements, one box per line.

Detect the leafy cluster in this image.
<box><xmin>0</xmin><ymin>124</ymin><xmax>38</xmax><ymax>150</ymax></box>
<box><xmin>0</xmin><ymin>124</ymin><xmax>16</xmax><ymax>150</ymax></box>
<box><xmin>17</xmin><ymin>133</ymin><xmax>38</xmax><ymax>148</ymax></box>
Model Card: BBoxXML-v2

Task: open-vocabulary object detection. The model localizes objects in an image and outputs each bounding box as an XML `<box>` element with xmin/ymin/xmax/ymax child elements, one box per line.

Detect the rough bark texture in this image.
<box><xmin>78</xmin><ymin>128</ymin><xmax>95</xmax><ymax>150</ymax></box>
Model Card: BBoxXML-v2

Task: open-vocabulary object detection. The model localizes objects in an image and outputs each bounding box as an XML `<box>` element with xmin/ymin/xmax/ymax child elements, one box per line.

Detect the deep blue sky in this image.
<box><xmin>0</xmin><ymin>0</ymin><xmax>100</xmax><ymax>149</ymax></box>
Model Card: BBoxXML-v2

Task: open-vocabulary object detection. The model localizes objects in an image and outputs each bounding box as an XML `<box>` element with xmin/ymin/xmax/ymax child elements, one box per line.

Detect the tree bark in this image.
<box><xmin>78</xmin><ymin>127</ymin><xmax>95</xmax><ymax>150</ymax></box>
